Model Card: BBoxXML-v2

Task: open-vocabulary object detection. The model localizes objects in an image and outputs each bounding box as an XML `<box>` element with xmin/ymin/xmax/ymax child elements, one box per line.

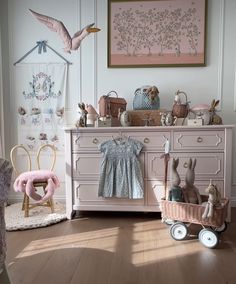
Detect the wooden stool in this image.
<box><xmin>10</xmin><ymin>144</ymin><xmax>57</xmax><ymax>217</ymax></box>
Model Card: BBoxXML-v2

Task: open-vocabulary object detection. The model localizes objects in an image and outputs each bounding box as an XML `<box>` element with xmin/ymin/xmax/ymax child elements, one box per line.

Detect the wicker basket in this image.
<box><xmin>160</xmin><ymin>196</ymin><xmax>229</xmax><ymax>228</ymax></box>
<box><xmin>172</xmin><ymin>91</ymin><xmax>189</xmax><ymax>118</ymax></box>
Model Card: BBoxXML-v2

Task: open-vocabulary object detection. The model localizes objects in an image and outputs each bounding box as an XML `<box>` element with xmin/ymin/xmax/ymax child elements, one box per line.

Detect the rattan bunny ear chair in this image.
<box><xmin>10</xmin><ymin>144</ymin><xmax>59</xmax><ymax>217</ymax></box>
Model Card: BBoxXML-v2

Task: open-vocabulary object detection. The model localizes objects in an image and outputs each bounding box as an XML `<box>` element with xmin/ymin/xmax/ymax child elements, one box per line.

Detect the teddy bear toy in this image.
<box><xmin>182</xmin><ymin>158</ymin><xmax>202</xmax><ymax>204</ymax></box>
<box><xmin>13</xmin><ymin>169</ymin><xmax>60</xmax><ymax>203</ymax></box>
<box><xmin>168</xmin><ymin>158</ymin><xmax>184</xmax><ymax>202</ymax></box>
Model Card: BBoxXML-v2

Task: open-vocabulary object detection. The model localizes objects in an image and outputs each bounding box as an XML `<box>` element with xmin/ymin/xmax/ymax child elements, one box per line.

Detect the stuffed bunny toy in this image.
<box><xmin>168</xmin><ymin>158</ymin><xmax>184</xmax><ymax>202</ymax></box>
<box><xmin>209</xmin><ymin>99</ymin><xmax>222</xmax><ymax>125</ymax></box>
<box><xmin>182</xmin><ymin>158</ymin><xmax>202</xmax><ymax>204</ymax></box>
<box><xmin>75</xmin><ymin>102</ymin><xmax>88</xmax><ymax>127</ymax></box>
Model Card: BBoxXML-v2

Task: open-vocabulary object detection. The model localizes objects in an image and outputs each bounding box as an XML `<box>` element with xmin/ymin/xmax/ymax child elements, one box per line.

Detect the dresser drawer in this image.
<box><xmin>73</xmin><ymin>181</ymin><xmax>144</xmax><ymax>206</ymax></box>
<box><xmin>173</xmin><ymin>130</ymin><xmax>225</xmax><ymax>150</ymax></box>
<box><xmin>73</xmin><ymin>153</ymin><xmax>145</xmax><ymax>179</ymax></box>
<box><xmin>146</xmin><ymin>153</ymin><xmax>167</xmax><ymax>179</ymax></box>
<box><xmin>146</xmin><ymin>180</ymin><xmax>165</xmax><ymax>207</ymax></box>
<box><xmin>73</xmin><ymin>153</ymin><xmax>101</xmax><ymax>179</ymax></box>
<box><xmin>125</xmin><ymin>131</ymin><xmax>170</xmax><ymax>150</ymax></box>
<box><xmin>172</xmin><ymin>153</ymin><xmax>224</xmax><ymax>179</ymax></box>
<box><xmin>72</xmin><ymin>132</ymin><xmax>116</xmax><ymax>152</ymax></box>
<box><xmin>147</xmin><ymin>152</ymin><xmax>224</xmax><ymax>179</ymax></box>
<box><xmin>72</xmin><ymin>131</ymin><xmax>170</xmax><ymax>152</ymax></box>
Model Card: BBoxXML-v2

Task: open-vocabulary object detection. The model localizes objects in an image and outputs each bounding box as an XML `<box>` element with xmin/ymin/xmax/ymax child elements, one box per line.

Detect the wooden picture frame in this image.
<box><xmin>108</xmin><ymin>0</ymin><xmax>207</xmax><ymax>68</ymax></box>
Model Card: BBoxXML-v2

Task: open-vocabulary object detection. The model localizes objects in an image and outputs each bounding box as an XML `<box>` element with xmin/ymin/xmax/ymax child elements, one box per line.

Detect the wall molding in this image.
<box><xmin>93</xmin><ymin>0</ymin><xmax>98</xmax><ymax>107</ymax></box>
<box><xmin>217</xmin><ymin>0</ymin><xmax>225</xmax><ymax>109</ymax></box>
<box><xmin>234</xmin><ymin>67</ymin><xmax>236</xmax><ymax>111</ymax></box>
<box><xmin>78</xmin><ymin>0</ymin><xmax>83</xmax><ymax>103</ymax></box>
<box><xmin>0</xmin><ymin>29</ymin><xmax>5</xmax><ymax>157</ymax></box>
<box><xmin>231</xmin><ymin>196</ymin><xmax>236</xmax><ymax>207</ymax></box>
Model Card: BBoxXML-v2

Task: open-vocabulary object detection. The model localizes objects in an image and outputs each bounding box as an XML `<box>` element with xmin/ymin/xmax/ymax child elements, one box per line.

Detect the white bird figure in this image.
<box><xmin>29</xmin><ymin>9</ymin><xmax>101</xmax><ymax>53</ymax></box>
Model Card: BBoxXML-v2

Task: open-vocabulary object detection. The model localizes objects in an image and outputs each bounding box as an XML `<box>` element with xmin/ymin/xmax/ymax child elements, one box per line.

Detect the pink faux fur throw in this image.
<box><xmin>13</xmin><ymin>170</ymin><xmax>60</xmax><ymax>203</ymax></box>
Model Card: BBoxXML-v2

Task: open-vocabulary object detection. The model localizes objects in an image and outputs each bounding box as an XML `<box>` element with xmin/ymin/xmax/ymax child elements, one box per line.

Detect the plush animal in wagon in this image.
<box><xmin>202</xmin><ymin>181</ymin><xmax>222</xmax><ymax>219</ymax></box>
<box><xmin>168</xmin><ymin>158</ymin><xmax>184</xmax><ymax>202</ymax></box>
<box><xmin>182</xmin><ymin>158</ymin><xmax>202</xmax><ymax>204</ymax></box>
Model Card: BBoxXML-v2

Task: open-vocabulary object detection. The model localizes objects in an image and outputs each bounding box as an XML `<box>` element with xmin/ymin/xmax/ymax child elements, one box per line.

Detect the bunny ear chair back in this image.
<box><xmin>10</xmin><ymin>144</ymin><xmax>58</xmax><ymax>217</ymax></box>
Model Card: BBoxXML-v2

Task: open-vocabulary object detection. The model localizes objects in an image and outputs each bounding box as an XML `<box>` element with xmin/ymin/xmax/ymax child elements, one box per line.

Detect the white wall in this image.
<box><xmin>3</xmin><ymin>0</ymin><xmax>236</xmax><ymax>204</ymax></box>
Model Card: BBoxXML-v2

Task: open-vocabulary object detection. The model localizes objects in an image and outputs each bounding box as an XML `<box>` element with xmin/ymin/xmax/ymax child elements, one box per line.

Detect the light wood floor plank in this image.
<box><xmin>5</xmin><ymin>209</ymin><xmax>236</xmax><ymax>284</ymax></box>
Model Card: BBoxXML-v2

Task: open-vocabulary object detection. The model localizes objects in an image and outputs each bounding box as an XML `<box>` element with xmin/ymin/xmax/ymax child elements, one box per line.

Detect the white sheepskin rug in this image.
<box><xmin>5</xmin><ymin>201</ymin><xmax>66</xmax><ymax>231</ymax></box>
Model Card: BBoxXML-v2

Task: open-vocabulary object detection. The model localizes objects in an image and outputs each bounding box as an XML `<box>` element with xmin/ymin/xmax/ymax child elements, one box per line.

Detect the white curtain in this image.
<box><xmin>0</xmin><ymin>27</ymin><xmax>5</xmax><ymax>158</ymax></box>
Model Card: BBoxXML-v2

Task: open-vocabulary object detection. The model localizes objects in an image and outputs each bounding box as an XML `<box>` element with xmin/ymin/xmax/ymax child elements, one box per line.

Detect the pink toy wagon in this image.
<box><xmin>160</xmin><ymin>195</ymin><xmax>229</xmax><ymax>248</ymax></box>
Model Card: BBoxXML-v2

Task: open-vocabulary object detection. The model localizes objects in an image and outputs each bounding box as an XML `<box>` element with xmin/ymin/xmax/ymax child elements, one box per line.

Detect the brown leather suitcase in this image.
<box><xmin>98</xmin><ymin>91</ymin><xmax>127</xmax><ymax>118</ymax></box>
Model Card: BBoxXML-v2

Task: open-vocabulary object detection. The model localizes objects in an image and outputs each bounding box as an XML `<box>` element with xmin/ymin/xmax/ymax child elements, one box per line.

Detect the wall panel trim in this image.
<box><xmin>217</xmin><ymin>0</ymin><xmax>225</xmax><ymax>109</ymax></box>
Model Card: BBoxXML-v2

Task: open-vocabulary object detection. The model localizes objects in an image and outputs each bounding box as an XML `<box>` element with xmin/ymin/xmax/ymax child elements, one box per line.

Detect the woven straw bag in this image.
<box><xmin>172</xmin><ymin>91</ymin><xmax>189</xmax><ymax>118</ymax></box>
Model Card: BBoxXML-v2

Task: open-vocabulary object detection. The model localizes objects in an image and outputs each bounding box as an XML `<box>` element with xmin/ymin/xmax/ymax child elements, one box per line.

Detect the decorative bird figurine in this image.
<box><xmin>29</xmin><ymin>9</ymin><xmax>101</xmax><ymax>53</ymax></box>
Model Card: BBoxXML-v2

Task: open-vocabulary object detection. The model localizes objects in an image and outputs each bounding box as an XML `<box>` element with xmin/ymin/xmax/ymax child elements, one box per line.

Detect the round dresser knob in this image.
<box><xmin>197</xmin><ymin>137</ymin><xmax>203</xmax><ymax>143</ymax></box>
<box><xmin>144</xmin><ymin>138</ymin><xmax>150</xmax><ymax>143</ymax></box>
<box><xmin>93</xmin><ymin>138</ymin><xmax>99</xmax><ymax>144</ymax></box>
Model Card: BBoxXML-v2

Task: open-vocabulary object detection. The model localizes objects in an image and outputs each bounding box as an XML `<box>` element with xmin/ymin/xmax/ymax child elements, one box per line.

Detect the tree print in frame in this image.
<box><xmin>108</xmin><ymin>0</ymin><xmax>207</xmax><ymax>67</ymax></box>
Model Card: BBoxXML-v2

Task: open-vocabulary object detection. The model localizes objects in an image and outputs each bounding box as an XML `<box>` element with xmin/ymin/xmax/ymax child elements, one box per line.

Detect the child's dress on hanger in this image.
<box><xmin>98</xmin><ymin>137</ymin><xmax>144</xmax><ymax>199</ymax></box>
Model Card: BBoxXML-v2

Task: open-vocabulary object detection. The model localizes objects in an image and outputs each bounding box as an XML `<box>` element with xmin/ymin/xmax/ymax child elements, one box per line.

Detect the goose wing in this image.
<box><xmin>29</xmin><ymin>9</ymin><xmax>72</xmax><ymax>51</ymax></box>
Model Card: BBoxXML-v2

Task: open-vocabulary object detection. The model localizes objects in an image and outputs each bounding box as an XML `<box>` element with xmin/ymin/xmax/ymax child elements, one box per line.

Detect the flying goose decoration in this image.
<box><xmin>29</xmin><ymin>9</ymin><xmax>101</xmax><ymax>53</ymax></box>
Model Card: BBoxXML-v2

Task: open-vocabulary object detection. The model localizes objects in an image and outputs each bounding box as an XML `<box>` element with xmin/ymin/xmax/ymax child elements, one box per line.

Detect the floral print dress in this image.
<box><xmin>98</xmin><ymin>137</ymin><xmax>144</xmax><ymax>199</ymax></box>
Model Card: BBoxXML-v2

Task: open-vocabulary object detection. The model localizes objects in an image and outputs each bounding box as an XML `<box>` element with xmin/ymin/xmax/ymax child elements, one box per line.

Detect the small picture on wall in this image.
<box><xmin>108</xmin><ymin>0</ymin><xmax>207</xmax><ymax>68</ymax></box>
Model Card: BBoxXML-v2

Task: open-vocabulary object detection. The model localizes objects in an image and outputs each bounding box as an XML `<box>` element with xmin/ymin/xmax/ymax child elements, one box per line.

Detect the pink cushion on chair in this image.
<box><xmin>13</xmin><ymin>170</ymin><xmax>60</xmax><ymax>203</ymax></box>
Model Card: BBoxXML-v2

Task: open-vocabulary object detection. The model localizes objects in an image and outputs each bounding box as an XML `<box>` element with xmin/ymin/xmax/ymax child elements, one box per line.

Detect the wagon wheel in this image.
<box><xmin>169</xmin><ymin>222</ymin><xmax>188</xmax><ymax>241</ymax></box>
<box><xmin>198</xmin><ymin>228</ymin><xmax>219</xmax><ymax>248</ymax></box>
<box><xmin>211</xmin><ymin>221</ymin><xmax>227</xmax><ymax>233</ymax></box>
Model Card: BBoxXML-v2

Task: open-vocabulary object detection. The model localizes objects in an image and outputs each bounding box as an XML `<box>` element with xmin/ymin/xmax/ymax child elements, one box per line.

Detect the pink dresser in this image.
<box><xmin>64</xmin><ymin>125</ymin><xmax>234</xmax><ymax>219</ymax></box>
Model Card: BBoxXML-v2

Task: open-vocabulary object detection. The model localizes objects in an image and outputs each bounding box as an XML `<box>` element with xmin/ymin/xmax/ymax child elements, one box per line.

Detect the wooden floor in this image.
<box><xmin>4</xmin><ymin>208</ymin><xmax>236</xmax><ymax>284</ymax></box>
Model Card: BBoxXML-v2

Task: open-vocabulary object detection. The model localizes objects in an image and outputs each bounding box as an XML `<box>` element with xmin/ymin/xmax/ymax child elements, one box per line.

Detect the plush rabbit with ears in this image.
<box><xmin>209</xmin><ymin>99</ymin><xmax>222</xmax><ymax>125</ymax></box>
<box><xmin>76</xmin><ymin>102</ymin><xmax>88</xmax><ymax>127</ymax></box>
<box><xmin>168</xmin><ymin>158</ymin><xmax>184</xmax><ymax>202</ymax></box>
<box><xmin>185</xmin><ymin>158</ymin><xmax>196</xmax><ymax>187</ymax></box>
<box><xmin>209</xmin><ymin>99</ymin><xmax>220</xmax><ymax>112</ymax></box>
<box><xmin>182</xmin><ymin>158</ymin><xmax>202</xmax><ymax>204</ymax></box>
<box><xmin>171</xmin><ymin>158</ymin><xmax>181</xmax><ymax>187</ymax></box>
